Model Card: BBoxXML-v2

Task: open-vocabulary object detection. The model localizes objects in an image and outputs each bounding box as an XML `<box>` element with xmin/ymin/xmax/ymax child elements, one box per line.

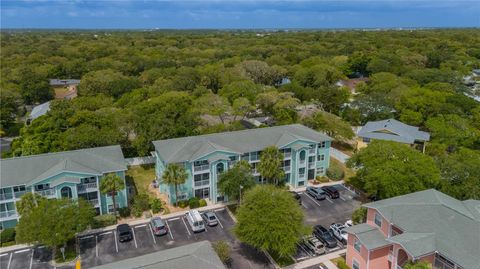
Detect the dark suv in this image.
<box><xmin>117</xmin><ymin>224</ymin><xmax>133</xmax><ymax>242</ymax></box>
<box><xmin>321</xmin><ymin>186</ymin><xmax>339</xmax><ymax>199</ymax></box>
<box><xmin>313</xmin><ymin>225</ymin><xmax>337</xmax><ymax>248</ymax></box>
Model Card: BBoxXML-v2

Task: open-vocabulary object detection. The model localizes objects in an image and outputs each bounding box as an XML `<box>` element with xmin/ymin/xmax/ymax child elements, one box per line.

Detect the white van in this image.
<box><xmin>185</xmin><ymin>209</ymin><xmax>205</xmax><ymax>233</ymax></box>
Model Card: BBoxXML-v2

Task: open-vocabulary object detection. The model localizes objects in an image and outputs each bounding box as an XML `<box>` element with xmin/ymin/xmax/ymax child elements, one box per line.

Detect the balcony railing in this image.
<box><xmin>0</xmin><ymin>193</ymin><xmax>14</xmax><ymax>201</ymax></box>
<box><xmin>0</xmin><ymin>210</ymin><xmax>17</xmax><ymax>219</ymax></box>
<box><xmin>88</xmin><ymin>199</ymin><xmax>99</xmax><ymax>207</ymax></box>
<box><xmin>308</xmin><ymin>162</ymin><xmax>315</xmax><ymax>169</ymax></box>
<box><xmin>35</xmin><ymin>188</ymin><xmax>56</xmax><ymax>198</ymax></box>
<box><xmin>14</xmin><ymin>191</ymin><xmax>27</xmax><ymax>199</ymax></box>
<box><xmin>77</xmin><ymin>183</ymin><xmax>98</xmax><ymax>193</ymax></box>
<box><xmin>283</xmin><ymin>166</ymin><xmax>291</xmax><ymax>172</ymax></box>
<box><xmin>299</xmin><ymin>159</ymin><xmax>306</xmax><ymax>166</ymax></box>
<box><xmin>309</xmin><ymin>148</ymin><xmax>315</xmax><ymax>154</ymax></box>
<box><xmin>193</xmin><ymin>164</ymin><xmax>210</xmax><ymax>172</ymax></box>
<box><xmin>194</xmin><ymin>179</ymin><xmax>210</xmax><ymax>187</ymax></box>
<box><xmin>299</xmin><ymin>173</ymin><xmax>306</xmax><ymax>179</ymax></box>
<box><xmin>284</xmin><ymin>152</ymin><xmax>291</xmax><ymax>158</ymax></box>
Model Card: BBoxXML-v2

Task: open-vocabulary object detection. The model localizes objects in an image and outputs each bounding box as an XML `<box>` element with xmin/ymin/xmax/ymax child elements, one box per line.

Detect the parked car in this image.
<box><xmin>306</xmin><ymin>186</ymin><xmax>326</xmax><ymax>200</ymax></box>
<box><xmin>321</xmin><ymin>186</ymin><xmax>339</xmax><ymax>199</ymax></box>
<box><xmin>117</xmin><ymin>224</ymin><xmax>133</xmax><ymax>242</ymax></box>
<box><xmin>185</xmin><ymin>209</ymin><xmax>205</xmax><ymax>232</ymax></box>
<box><xmin>345</xmin><ymin>220</ymin><xmax>353</xmax><ymax>227</ymax></box>
<box><xmin>290</xmin><ymin>191</ymin><xmax>302</xmax><ymax>205</ymax></box>
<box><xmin>313</xmin><ymin>225</ymin><xmax>337</xmax><ymax>248</ymax></box>
<box><xmin>202</xmin><ymin>211</ymin><xmax>219</xmax><ymax>227</ymax></box>
<box><xmin>329</xmin><ymin>223</ymin><xmax>348</xmax><ymax>243</ymax></box>
<box><xmin>303</xmin><ymin>235</ymin><xmax>326</xmax><ymax>255</ymax></box>
<box><xmin>150</xmin><ymin>217</ymin><xmax>168</xmax><ymax>236</ymax></box>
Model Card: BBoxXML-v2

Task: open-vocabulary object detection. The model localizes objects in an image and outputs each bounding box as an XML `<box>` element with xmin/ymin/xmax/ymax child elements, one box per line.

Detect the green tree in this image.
<box><xmin>217</xmin><ymin>160</ymin><xmax>255</xmax><ymax>203</ymax></box>
<box><xmin>16</xmin><ymin>198</ymin><xmax>94</xmax><ymax>259</ymax></box>
<box><xmin>425</xmin><ymin>114</ymin><xmax>480</xmax><ymax>150</ymax></box>
<box><xmin>404</xmin><ymin>261</ymin><xmax>431</xmax><ymax>269</ymax></box>
<box><xmin>78</xmin><ymin>69</ymin><xmax>140</xmax><ymax>98</ymax></box>
<box><xmin>234</xmin><ymin>185</ymin><xmax>308</xmax><ymax>258</ymax></box>
<box><xmin>15</xmin><ymin>193</ymin><xmax>46</xmax><ymax>216</ymax></box>
<box><xmin>303</xmin><ymin>111</ymin><xmax>354</xmax><ymax>142</ymax></box>
<box><xmin>162</xmin><ymin>163</ymin><xmax>188</xmax><ymax>206</ymax></box>
<box><xmin>194</xmin><ymin>92</ymin><xmax>231</xmax><ymax>124</ymax></box>
<box><xmin>99</xmin><ymin>173</ymin><xmax>126</xmax><ymax>219</ymax></box>
<box><xmin>219</xmin><ymin>80</ymin><xmax>263</xmax><ymax>103</ymax></box>
<box><xmin>258</xmin><ymin>146</ymin><xmax>285</xmax><ymax>185</ymax></box>
<box><xmin>212</xmin><ymin>240</ymin><xmax>232</xmax><ymax>265</ymax></box>
<box><xmin>347</xmin><ymin>141</ymin><xmax>441</xmax><ymax>199</ymax></box>
<box><xmin>351</xmin><ymin>207</ymin><xmax>367</xmax><ymax>224</ymax></box>
<box><xmin>232</xmin><ymin>97</ymin><xmax>255</xmax><ymax>121</ymax></box>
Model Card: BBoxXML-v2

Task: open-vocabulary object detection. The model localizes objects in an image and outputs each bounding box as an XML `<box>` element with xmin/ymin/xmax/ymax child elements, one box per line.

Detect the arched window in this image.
<box><xmin>61</xmin><ymin>186</ymin><xmax>72</xmax><ymax>199</ymax></box>
<box><xmin>216</xmin><ymin>163</ymin><xmax>225</xmax><ymax>174</ymax></box>
<box><xmin>300</xmin><ymin>150</ymin><xmax>306</xmax><ymax>161</ymax></box>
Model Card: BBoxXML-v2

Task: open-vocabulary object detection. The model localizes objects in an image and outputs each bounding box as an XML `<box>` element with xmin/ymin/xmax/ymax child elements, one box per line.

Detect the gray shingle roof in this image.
<box><xmin>29</xmin><ymin>101</ymin><xmax>51</xmax><ymax>120</ymax></box>
<box><xmin>364</xmin><ymin>189</ymin><xmax>480</xmax><ymax>269</ymax></box>
<box><xmin>90</xmin><ymin>241</ymin><xmax>225</xmax><ymax>269</ymax></box>
<box><xmin>49</xmin><ymin>79</ymin><xmax>81</xmax><ymax>86</ymax></box>
<box><xmin>0</xmin><ymin>145</ymin><xmax>127</xmax><ymax>187</ymax></box>
<box><xmin>153</xmin><ymin>124</ymin><xmax>331</xmax><ymax>163</ymax></box>
<box><xmin>358</xmin><ymin>118</ymin><xmax>430</xmax><ymax>144</ymax></box>
<box><xmin>387</xmin><ymin>232</ymin><xmax>436</xmax><ymax>258</ymax></box>
<box><xmin>345</xmin><ymin>223</ymin><xmax>390</xmax><ymax>250</ymax></box>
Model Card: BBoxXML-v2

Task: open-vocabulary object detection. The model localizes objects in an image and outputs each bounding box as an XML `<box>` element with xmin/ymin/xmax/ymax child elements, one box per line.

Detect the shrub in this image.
<box><xmin>118</xmin><ymin>207</ymin><xmax>131</xmax><ymax>218</ymax></box>
<box><xmin>327</xmin><ymin>165</ymin><xmax>344</xmax><ymax>181</ymax></box>
<box><xmin>150</xmin><ymin>198</ymin><xmax>162</xmax><ymax>213</ymax></box>
<box><xmin>336</xmin><ymin>260</ymin><xmax>350</xmax><ymax>269</ymax></box>
<box><xmin>199</xmin><ymin>199</ymin><xmax>207</xmax><ymax>207</ymax></box>
<box><xmin>188</xmin><ymin>197</ymin><xmax>200</xmax><ymax>209</ymax></box>
<box><xmin>0</xmin><ymin>228</ymin><xmax>16</xmax><ymax>245</ymax></box>
<box><xmin>92</xmin><ymin>214</ymin><xmax>117</xmax><ymax>228</ymax></box>
<box><xmin>352</xmin><ymin>207</ymin><xmax>367</xmax><ymax>224</ymax></box>
<box><xmin>212</xmin><ymin>240</ymin><xmax>231</xmax><ymax>264</ymax></box>
<box><xmin>132</xmin><ymin>194</ymin><xmax>150</xmax><ymax>217</ymax></box>
<box><xmin>315</xmin><ymin>176</ymin><xmax>330</xmax><ymax>183</ymax></box>
<box><xmin>177</xmin><ymin>200</ymin><xmax>189</xmax><ymax>208</ymax></box>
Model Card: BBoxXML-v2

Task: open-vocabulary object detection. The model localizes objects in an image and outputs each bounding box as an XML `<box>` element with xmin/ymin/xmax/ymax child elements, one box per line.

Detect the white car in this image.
<box><xmin>329</xmin><ymin>223</ymin><xmax>348</xmax><ymax>243</ymax></box>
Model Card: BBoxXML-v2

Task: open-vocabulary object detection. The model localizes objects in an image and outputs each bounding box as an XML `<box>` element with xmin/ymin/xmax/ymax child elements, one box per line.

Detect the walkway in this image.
<box><xmin>283</xmin><ymin>249</ymin><xmax>346</xmax><ymax>269</ymax></box>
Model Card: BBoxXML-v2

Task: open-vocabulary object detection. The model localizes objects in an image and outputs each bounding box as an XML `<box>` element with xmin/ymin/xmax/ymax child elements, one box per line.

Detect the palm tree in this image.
<box><xmin>162</xmin><ymin>163</ymin><xmax>188</xmax><ymax>206</ymax></box>
<box><xmin>258</xmin><ymin>146</ymin><xmax>285</xmax><ymax>185</ymax></box>
<box><xmin>99</xmin><ymin>173</ymin><xmax>125</xmax><ymax>220</ymax></box>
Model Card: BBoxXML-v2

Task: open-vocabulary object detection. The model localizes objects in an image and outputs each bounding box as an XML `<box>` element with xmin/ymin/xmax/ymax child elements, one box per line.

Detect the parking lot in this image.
<box><xmin>0</xmin><ymin>246</ymin><xmax>74</xmax><ymax>269</ymax></box>
<box><xmin>293</xmin><ymin>183</ymin><xmax>361</xmax><ymax>262</ymax></box>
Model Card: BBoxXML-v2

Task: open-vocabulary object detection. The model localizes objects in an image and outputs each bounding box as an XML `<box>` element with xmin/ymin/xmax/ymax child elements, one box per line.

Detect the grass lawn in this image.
<box><xmin>330</xmin><ymin>157</ymin><xmax>356</xmax><ymax>181</ymax></box>
<box><xmin>126</xmin><ymin>164</ymin><xmax>156</xmax><ymax>197</ymax></box>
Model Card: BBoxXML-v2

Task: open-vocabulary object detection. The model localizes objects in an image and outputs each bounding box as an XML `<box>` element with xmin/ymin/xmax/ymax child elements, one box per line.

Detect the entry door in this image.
<box><xmin>195</xmin><ymin>187</ymin><xmax>210</xmax><ymax>199</ymax></box>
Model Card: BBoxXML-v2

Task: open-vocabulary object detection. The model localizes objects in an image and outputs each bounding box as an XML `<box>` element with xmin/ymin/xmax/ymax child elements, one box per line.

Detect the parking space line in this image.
<box><xmin>99</xmin><ymin>231</ymin><xmax>112</xmax><ymax>236</ymax></box>
<box><xmin>168</xmin><ymin>217</ymin><xmax>180</xmax><ymax>221</ymax></box>
<box><xmin>182</xmin><ymin>217</ymin><xmax>191</xmax><ymax>236</ymax></box>
<box><xmin>7</xmin><ymin>252</ymin><xmax>12</xmax><ymax>269</ymax></box>
<box><xmin>29</xmin><ymin>249</ymin><xmax>34</xmax><ymax>269</ymax></box>
<box><xmin>165</xmin><ymin>221</ymin><xmax>174</xmax><ymax>240</ymax></box>
<box><xmin>79</xmin><ymin>235</ymin><xmax>94</xmax><ymax>240</ymax></box>
<box><xmin>0</xmin><ymin>253</ymin><xmax>8</xmax><ymax>257</ymax></box>
<box><xmin>339</xmin><ymin>196</ymin><xmax>346</xmax><ymax>201</ymax></box>
<box><xmin>148</xmin><ymin>224</ymin><xmax>157</xmax><ymax>245</ymax></box>
<box><xmin>214</xmin><ymin>208</ymin><xmax>225</xmax><ymax>212</ymax></box>
<box><xmin>216</xmin><ymin>215</ymin><xmax>224</xmax><ymax>229</ymax></box>
<box><xmin>14</xmin><ymin>249</ymin><xmax>31</xmax><ymax>254</ymax></box>
<box><xmin>304</xmin><ymin>192</ymin><xmax>322</xmax><ymax>207</ymax></box>
<box><xmin>132</xmin><ymin>227</ymin><xmax>138</xmax><ymax>248</ymax></box>
<box><xmin>95</xmin><ymin>234</ymin><xmax>98</xmax><ymax>257</ymax></box>
<box><xmin>135</xmin><ymin>224</ymin><xmax>147</xmax><ymax>228</ymax></box>
<box><xmin>325</xmin><ymin>197</ymin><xmax>334</xmax><ymax>203</ymax></box>
<box><xmin>114</xmin><ymin>230</ymin><xmax>119</xmax><ymax>253</ymax></box>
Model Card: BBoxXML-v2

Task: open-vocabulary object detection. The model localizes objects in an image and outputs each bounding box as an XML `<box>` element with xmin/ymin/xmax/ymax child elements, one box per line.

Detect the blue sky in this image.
<box><xmin>1</xmin><ymin>0</ymin><xmax>479</xmax><ymax>29</ymax></box>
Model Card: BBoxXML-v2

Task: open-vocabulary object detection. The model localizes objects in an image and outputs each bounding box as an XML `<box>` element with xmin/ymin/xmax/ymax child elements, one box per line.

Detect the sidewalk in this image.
<box><xmin>0</xmin><ymin>202</ymin><xmax>231</xmax><ymax>253</ymax></box>
<box><xmin>283</xmin><ymin>249</ymin><xmax>346</xmax><ymax>269</ymax></box>
<box><xmin>291</xmin><ymin>180</ymin><xmax>345</xmax><ymax>193</ymax></box>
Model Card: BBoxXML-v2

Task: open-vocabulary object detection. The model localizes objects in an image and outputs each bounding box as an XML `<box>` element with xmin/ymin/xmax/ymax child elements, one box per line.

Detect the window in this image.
<box><xmin>318</xmin><ymin>141</ymin><xmax>326</xmax><ymax>148</ymax></box>
<box><xmin>352</xmin><ymin>259</ymin><xmax>360</xmax><ymax>269</ymax></box>
<box><xmin>299</xmin><ymin>168</ymin><xmax>306</xmax><ymax>178</ymax></box>
<box><xmin>13</xmin><ymin>185</ymin><xmax>26</xmax><ymax>192</ymax></box>
<box><xmin>81</xmin><ymin>177</ymin><xmax>96</xmax><ymax>184</ymax></box>
<box><xmin>216</xmin><ymin>163</ymin><xmax>225</xmax><ymax>174</ymax></box>
<box><xmin>316</xmin><ymin>167</ymin><xmax>325</xmax><ymax>174</ymax></box>
<box><xmin>374</xmin><ymin>212</ymin><xmax>382</xmax><ymax>227</ymax></box>
<box><xmin>60</xmin><ymin>186</ymin><xmax>72</xmax><ymax>199</ymax></box>
<box><xmin>229</xmin><ymin>156</ymin><xmax>238</xmax><ymax>161</ymax></box>
<box><xmin>35</xmin><ymin>184</ymin><xmax>50</xmax><ymax>191</ymax></box>
<box><xmin>241</xmin><ymin>153</ymin><xmax>249</xmax><ymax>161</ymax></box>
<box><xmin>362</xmin><ymin>137</ymin><xmax>371</xmax><ymax>143</ymax></box>
<box><xmin>317</xmin><ymin>154</ymin><xmax>325</xmax><ymax>161</ymax></box>
<box><xmin>354</xmin><ymin>238</ymin><xmax>361</xmax><ymax>252</ymax></box>
<box><xmin>194</xmin><ymin>173</ymin><xmax>209</xmax><ymax>182</ymax></box>
<box><xmin>299</xmin><ymin>150</ymin><xmax>306</xmax><ymax>161</ymax></box>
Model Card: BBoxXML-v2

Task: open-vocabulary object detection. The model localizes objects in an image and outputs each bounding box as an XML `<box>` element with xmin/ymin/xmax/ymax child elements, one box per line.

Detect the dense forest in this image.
<box><xmin>1</xmin><ymin>29</ymin><xmax>479</xmax><ymax>199</ymax></box>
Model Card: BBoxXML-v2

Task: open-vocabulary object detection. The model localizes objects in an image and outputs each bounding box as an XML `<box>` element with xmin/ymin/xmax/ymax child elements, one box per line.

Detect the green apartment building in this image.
<box><xmin>153</xmin><ymin>124</ymin><xmax>332</xmax><ymax>204</ymax></box>
<box><xmin>0</xmin><ymin>145</ymin><xmax>128</xmax><ymax>229</ymax></box>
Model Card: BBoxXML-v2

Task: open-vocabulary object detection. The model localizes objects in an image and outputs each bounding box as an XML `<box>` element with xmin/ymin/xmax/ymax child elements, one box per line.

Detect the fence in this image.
<box><xmin>125</xmin><ymin>156</ymin><xmax>156</xmax><ymax>166</ymax></box>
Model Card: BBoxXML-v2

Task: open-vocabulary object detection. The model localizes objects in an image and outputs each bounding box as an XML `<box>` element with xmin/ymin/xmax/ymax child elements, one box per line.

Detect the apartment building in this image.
<box><xmin>153</xmin><ymin>124</ymin><xmax>332</xmax><ymax>204</ymax></box>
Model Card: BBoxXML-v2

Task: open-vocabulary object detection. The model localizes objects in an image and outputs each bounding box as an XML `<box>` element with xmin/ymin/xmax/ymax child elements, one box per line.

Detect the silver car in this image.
<box><xmin>306</xmin><ymin>186</ymin><xmax>326</xmax><ymax>200</ymax></box>
<box><xmin>303</xmin><ymin>235</ymin><xmax>326</xmax><ymax>255</ymax></box>
<box><xmin>150</xmin><ymin>217</ymin><xmax>168</xmax><ymax>236</ymax></box>
<box><xmin>202</xmin><ymin>211</ymin><xmax>219</xmax><ymax>226</ymax></box>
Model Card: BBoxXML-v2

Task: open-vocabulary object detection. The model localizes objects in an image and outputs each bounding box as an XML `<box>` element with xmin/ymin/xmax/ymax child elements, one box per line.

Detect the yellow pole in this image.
<box><xmin>76</xmin><ymin>259</ymin><xmax>81</xmax><ymax>269</ymax></box>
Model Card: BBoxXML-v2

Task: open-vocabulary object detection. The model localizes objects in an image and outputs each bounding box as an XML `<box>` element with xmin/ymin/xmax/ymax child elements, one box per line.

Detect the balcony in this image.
<box><xmin>35</xmin><ymin>188</ymin><xmax>56</xmax><ymax>198</ymax></box>
<box><xmin>87</xmin><ymin>199</ymin><xmax>100</xmax><ymax>207</ymax></box>
<box><xmin>77</xmin><ymin>182</ymin><xmax>98</xmax><ymax>193</ymax></box>
<box><xmin>193</xmin><ymin>164</ymin><xmax>210</xmax><ymax>172</ymax></box>
<box><xmin>0</xmin><ymin>193</ymin><xmax>14</xmax><ymax>201</ymax></box>
<box><xmin>284</xmin><ymin>152</ymin><xmax>292</xmax><ymax>159</ymax></box>
<box><xmin>308</xmin><ymin>162</ymin><xmax>315</xmax><ymax>169</ymax></box>
<box><xmin>308</xmin><ymin>148</ymin><xmax>315</xmax><ymax>154</ymax></box>
<box><xmin>0</xmin><ymin>210</ymin><xmax>18</xmax><ymax>219</ymax></box>
<box><xmin>299</xmin><ymin>173</ymin><xmax>306</xmax><ymax>179</ymax></box>
<box><xmin>299</xmin><ymin>159</ymin><xmax>306</xmax><ymax>166</ymax></box>
<box><xmin>14</xmin><ymin>191</ymin><xmax>27</xmax><ymax>199</ymax></box>
<box><xmin>194</xmin><ymin>179</ymin><xmax>210</xmax><ymax>187</ymax></box>
<box><xmin>283</xmin><ymin>166</ymin><xmax>291</xmax><ymax>172</ymax></box>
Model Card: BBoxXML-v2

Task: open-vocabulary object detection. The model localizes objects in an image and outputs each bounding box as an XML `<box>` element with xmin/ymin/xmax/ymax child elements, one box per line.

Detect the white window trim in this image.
<box><xmin>352</xmin><ymin>259</ymin><xmax>360</xmax><ymax>269</ymax></box>
<box><xmin>374</xmin><ymin>212</ymin><xmax>382</xmax><ymax>227</ymax></box>
<box><xmin>354</xmin><ymin>238</ymin><xmax>361</xmax><ymax>253</ymax></box>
